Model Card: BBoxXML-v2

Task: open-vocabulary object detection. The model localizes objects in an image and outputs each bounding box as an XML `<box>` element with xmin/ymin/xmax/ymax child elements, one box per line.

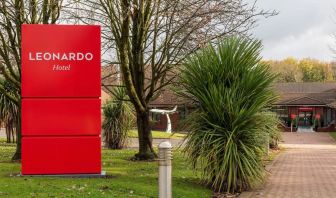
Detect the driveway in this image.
<box><xmin>240</xmin><ymin>132</ymin><xmax>336</xmax><ymax>198</ymax></box>
<box><xmin>0</xmin><ymin>129</ymin><xmax>184</xmax><ymax>148</ymax></box>
<box><xmin>0</xmin><ymin>128</ymin><xmax>5</xmax><ymax>138</ymax></box>
<box><xmin>127</xmin><ymin>138</ymin><xmax>184</xmax><ymax>149</ymax></box>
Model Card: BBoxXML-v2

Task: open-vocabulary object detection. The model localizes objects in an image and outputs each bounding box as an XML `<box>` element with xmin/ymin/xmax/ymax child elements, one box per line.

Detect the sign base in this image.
<box><xmin>21</xmin><ymin>171</ymin><xmax>106</xmax><ymax>178</ymax></box>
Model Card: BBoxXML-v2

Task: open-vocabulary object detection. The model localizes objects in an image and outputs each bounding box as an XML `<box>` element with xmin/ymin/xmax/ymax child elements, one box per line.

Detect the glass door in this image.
<box><xmin>299</xmin><ymin>111</ymin><xmax>313</xmax><ymax>127</ymax></box>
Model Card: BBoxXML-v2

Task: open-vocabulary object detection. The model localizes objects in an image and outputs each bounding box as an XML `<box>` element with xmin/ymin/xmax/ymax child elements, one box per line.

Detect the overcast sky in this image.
<box><xmin>253</xmin><ymin>0</ymin><xmax>336</xmax><ymax>61</ymax></box>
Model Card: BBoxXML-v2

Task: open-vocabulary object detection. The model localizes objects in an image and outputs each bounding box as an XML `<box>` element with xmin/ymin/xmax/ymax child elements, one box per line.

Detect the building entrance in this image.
<box><xmin>298</xmin><ymin>111</ymin><xmax>313</xmax><ymax>127</ymax></box>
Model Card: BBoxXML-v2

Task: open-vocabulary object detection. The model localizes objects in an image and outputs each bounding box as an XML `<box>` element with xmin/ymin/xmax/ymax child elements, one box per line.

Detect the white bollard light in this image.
<box><xmin>158</xmin><ymin>141</ymin><xmax>173</xmax><ymax>198</ymax></box>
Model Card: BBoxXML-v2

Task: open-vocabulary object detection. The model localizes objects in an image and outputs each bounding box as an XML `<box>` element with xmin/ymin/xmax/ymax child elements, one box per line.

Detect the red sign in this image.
<box><xmin>21</xmin><ymin>25</ymin><xmax>100</xmax><ymax>97</ymax></box>
<box><xmin>22</xmin><ymin>99</ymin><xmax>101</xmax><ymax>136</ymax></box>
<box><xmin>315</xmin><ymin>114</ymin><xmax>321</xmax><ymax>119</ymax></box>
<box><xmin>22</xmin><ymin>137</ymin><xmax>101</xmax><ymax>174</ymax></box>
<box><xmin>298</xmin><ymin>107</ymin><xmax>313</xmax><ymax>112</ymax></box>
<box><xmin>21</xmin><ymin>25</ymin><xmax>101</xmax><ymax>175</ymax></box>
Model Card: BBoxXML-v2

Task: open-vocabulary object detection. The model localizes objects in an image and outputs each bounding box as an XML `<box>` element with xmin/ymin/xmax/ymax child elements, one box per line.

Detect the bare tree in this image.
<box><xmin>0</xmin><ymin>0</ymin><xmax>66</xmax><ymax>160</ymax></box>
<box><xmin>68</xmin><ymin>0</ymin><xmax>276</xmax><ymax>160</ymax></box>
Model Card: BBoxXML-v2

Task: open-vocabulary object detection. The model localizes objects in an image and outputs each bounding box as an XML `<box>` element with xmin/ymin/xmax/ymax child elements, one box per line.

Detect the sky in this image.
<box><xmin>252</xmin><ymin>0</ymin><xmax>336</xmax><ymax>61</ymax></box>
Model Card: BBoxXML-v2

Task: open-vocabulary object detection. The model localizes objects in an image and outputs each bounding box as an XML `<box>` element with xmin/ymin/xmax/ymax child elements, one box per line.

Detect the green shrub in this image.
<box><xmin>102</xmin><ymin>87</ymin><xmax>134</xmax><ymax>149</ymax></box>
<box><xmin>263</xmin><ymin>112</ymin><xmax>281</xmax><ymax>149</ymax></box>
<box><xmin>0</xmin><ymin>77</ymin><xmax>19</xmax><ymax>143</ymax></box>
<box><xmin>178</xmin><ymin>37</ymin><xmax>277</xmax><ymax>193</ymax></box>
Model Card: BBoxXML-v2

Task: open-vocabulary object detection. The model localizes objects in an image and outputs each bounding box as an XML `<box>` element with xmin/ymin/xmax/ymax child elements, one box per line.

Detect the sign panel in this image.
<box><xmin>22</xmin><ymin>99</ymin><xmax>101</xmax><ymax>136</ymax></box>
<box><xmin>21</xmin><ymin>25</ymin><xmax>100</xmax><ymax>97</ymax></box>
<box><xmin>22</xmin><ymin>137</ymin><xmax>101</xmax><ymax>175</ymax></box>
<box><xmin>298</xmin><ymin>107</ymin><xmax>313</xmax><ymax>112</ymax></box>
<box><xmin>21</xmin><ymin>25</ymin><xmax>101</xmax><ymax>175</ymax></box>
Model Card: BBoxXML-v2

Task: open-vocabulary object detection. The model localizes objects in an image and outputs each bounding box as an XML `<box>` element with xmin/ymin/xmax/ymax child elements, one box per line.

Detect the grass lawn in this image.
<box><xmin>0</xmin><ymin>140</ymin><xmax>211</xmax><ymax>198</ymax></box>
<box><xmin>128</xmin><ymin>130</ymin><xmax>186</xmax><ymax>139</ymax></box>
<box><xmin>330</xmin><ymin>132</ymin><xmax>336</xmax><ymax>141</ymax></box>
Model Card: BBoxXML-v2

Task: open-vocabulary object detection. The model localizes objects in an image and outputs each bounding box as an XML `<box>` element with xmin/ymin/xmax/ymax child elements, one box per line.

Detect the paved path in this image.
<box><xmin>0</xmin><ymin>128</ymin><xmax>5</xmax><ymax>138</ymax></box>
<box><xmin>241</xmin><ymin>132</ymin><xmax>336</xmax><ymax>198</ymax></box>
<box><xmin>0</xmin><ymin>128</ymin><xmax>184</xmax><ymax>148</ymax></box>
<box><xmin>297</xmin><ymin>126</ymin><xmax>315</xmax><ymax>133</ymax></box>
<box><xmin>127</xmin><ymin>138</ymin><xmax>184</xmax><ymax>148</ymax></box>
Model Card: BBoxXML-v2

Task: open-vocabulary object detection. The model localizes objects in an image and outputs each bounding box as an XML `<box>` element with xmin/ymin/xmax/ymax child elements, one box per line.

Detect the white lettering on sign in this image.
<box><xmin>28</xmin><ymin>52</ymin><xmax>94</xmax><ymax>61</ymax></box>
<box><xmin>53</xmin><ymin>64</ymin><xmax>71</xmax><ymax>71</ymax></box>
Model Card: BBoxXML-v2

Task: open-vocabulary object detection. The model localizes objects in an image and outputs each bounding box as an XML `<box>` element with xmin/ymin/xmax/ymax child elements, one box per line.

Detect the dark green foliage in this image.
<box><xmin>264</xmin><ymin>112</ymin><xmax>281</xmax><ymax>149</ymax></box>
<box><xmin>179</xmin><ymin>37</ymin><xmax>278</xmax><ymax>193</ymax></box>
<box><xmin>102</xmin><ymin>88</ymin><xmax>134</xmax><ymax>149</ymax></box>
<box><xmin>0</xmin><ymin>78</ymin><xmax>19</xmax><ymax>143</ymax></box>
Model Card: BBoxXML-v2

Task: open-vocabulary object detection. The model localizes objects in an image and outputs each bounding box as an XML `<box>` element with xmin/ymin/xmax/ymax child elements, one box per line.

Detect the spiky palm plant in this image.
<box><xmin>179</xmin><ymin>37</ymin><xmax>278</xmax><ymax>193</ymax></box>
<box><xmin>0</xmin><ymin>77</ymin><xmax>19</xmax><ymax>143</ymax></box>
<box><xmin>102</xmin><ymin>87</ymin><xmax>134</xmax><ymax>149</ymax></box>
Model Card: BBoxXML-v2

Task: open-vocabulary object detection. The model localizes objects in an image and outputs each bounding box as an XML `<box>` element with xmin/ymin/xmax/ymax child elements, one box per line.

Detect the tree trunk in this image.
<box><xmin>5</xmin><ymin>127</ymin><xmax>9</xmax><ymax>143</ymax></box>
<box><xmin>12</xmin><ymin>127</ymin><xmax>16</xmax><ymax>143</ymax></box>
<box><xmin>12</xmin><ymin>105</ymin><xmax>21</xmax><ymax>161</ymax></box>
<box><xmin>135</xmin><ymin>110</ymin><xmax>156</xmax><ymax>160</ymax></box>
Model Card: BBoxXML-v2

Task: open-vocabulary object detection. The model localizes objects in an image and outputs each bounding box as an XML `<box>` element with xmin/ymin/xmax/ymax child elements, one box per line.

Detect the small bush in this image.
<box><xmin>0</xmin><ymin>78</ymin><xmax>19</xmax><ymax>143</ymax></box>
<box><xmin>263</xmin><ymin>112</ymin><xmax>282</xmax><ymax>149</ymax></box>
<box><xmin>102</xmin><ymin>88</ymin><xmax>134</xmax><ymax>149</ymax></box>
